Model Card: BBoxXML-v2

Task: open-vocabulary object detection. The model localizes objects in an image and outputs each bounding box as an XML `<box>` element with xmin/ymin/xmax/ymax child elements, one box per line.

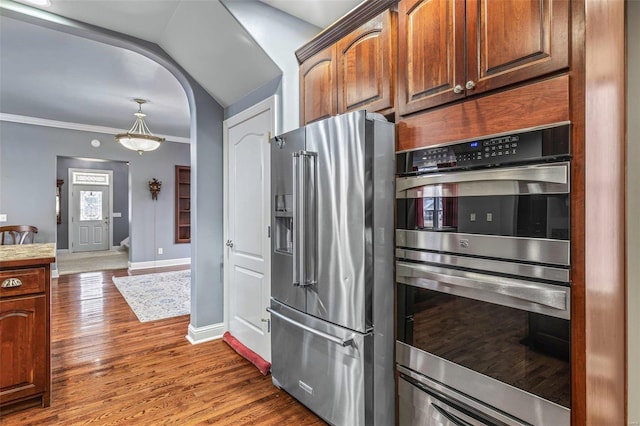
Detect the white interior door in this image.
<box><xmin>68</xmin><ymin>169</ymin><xmax>112</xmax><ymax>253</ymax></box>
<box><xmin>224</xmin><ymin>96</ymin><xmax>275</xmax><ymax>362</ymax></box>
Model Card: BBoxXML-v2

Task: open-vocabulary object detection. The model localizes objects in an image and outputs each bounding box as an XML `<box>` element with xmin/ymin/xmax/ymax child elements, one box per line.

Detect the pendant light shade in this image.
<box><xmin>115</xmin><ymin>99</ymin><xmax>165</xmax><ymax>154</ymax></box>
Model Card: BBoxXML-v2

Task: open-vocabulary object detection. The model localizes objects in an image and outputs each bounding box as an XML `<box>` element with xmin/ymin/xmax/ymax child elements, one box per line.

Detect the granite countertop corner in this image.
<box><xmin>0</xmin><ymin>243</ymin><xmax>56</xmax><ymax>266</ymax></box>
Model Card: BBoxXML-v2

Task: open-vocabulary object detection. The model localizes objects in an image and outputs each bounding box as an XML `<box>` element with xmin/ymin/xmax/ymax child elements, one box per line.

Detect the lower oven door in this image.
<box><xmin>398</xmin><ymin>368</ymin><xmax>527</xmax><ymax>426</ymax></box>
<box><xmin>396</xmin><ymin>262</ymin><xmax>571</xmax><ymax>425</ymax></box>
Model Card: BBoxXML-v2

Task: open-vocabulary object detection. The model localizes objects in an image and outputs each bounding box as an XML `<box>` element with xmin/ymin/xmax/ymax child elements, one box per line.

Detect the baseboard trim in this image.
<box><xmin>129</xmin><ymin>257</ymin><xmax>191</xmax><ymax>270</ymax></box>
<box><xmin>56</xmin><ymin>249</ymin><xmax>69</xmax><ymax>255</ymax></box>
<box><xmin>186</xmin><ymin>322</ymin><xmax>225</xmax><ymax>345</ymax></box>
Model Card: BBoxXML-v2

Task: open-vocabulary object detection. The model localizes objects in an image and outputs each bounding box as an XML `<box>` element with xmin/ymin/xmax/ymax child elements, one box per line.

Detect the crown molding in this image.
<box><xmin>0</xmin><ymin>113</ymin><xmax>190</xmax><ymax>144</ymax></box>
<box><xmin>295</xmin><ymin>0</ymin><xmax>397</xmax><ymax>64</ymax></box>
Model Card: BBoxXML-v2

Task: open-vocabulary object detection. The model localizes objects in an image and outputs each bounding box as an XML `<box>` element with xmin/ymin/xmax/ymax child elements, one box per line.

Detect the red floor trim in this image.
<box><xmin>222</xmin><ymin>331</ymin><xmax>271</xmax><ymax>376</ymax></box>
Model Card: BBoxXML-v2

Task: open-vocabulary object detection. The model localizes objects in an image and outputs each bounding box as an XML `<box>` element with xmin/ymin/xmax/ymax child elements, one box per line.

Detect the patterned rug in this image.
<box><xmin>112</xmin><ymin>270</ymin><xmax>190</xmax><ymax>322</ymax></box>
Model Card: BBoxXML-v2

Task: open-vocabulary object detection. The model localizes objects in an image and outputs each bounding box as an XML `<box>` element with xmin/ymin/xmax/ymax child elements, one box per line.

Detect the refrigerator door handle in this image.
<box><xmin>267</xmin><ymin>307</ymin><xmax>354</xmax><ymax>347</ymax></box>
<box><xmin>292</xmin><ymin>152</ymin><xmax>300</xmax><ymax>287</ymax></box>
<box><xmin>300</xmin><ymin>151</ymin><xmax>317</xmax><ymax>287</ymax></box>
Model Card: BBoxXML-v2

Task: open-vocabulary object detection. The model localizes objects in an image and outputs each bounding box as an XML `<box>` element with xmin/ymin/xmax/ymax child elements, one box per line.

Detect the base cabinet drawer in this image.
<box><xmin>0</xmin><ymin>268</ymin><xmax>45</xmax><ymax>297</ymax></box>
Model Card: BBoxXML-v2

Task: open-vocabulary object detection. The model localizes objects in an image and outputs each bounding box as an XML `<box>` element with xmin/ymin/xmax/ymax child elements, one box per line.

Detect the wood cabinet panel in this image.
<box><xmin>466</xmin><ymin>0</ymin><xmax>569</xmax><ymax>94</ymax></box>
<box><xmin>300</xmin><ymin>46</ymin><xmax>337</xmax><ymax>126</ymax></box>
<box><xmin>398</xmin><ymin>0</ymin><xmax>569</xmax><ymax>116</ymax></box>
<box><xmin>337</xmin><ymin>11</ymin><xmax>395</xmax><ymax>114</ymax></box>
<box><xmin>397</xmin><ymin>75</ymin><xmax>569</xmax><ymax>151</ymax></box>
<box><xmin>398</xmin><ymin>0</ymin><xmax>465</xmax><ymax>115</ymax></box>
<box><xmin>0</xmin><ymin>295</ymin><xmax>46</xmax><ymax>405</ymax></box>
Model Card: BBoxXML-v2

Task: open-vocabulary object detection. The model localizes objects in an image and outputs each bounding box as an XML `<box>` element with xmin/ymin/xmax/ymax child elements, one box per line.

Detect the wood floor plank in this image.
<box><xmin>0</xmin><ymin>267</ymin><xmax>325</xmax><ymax>425</ymax></box>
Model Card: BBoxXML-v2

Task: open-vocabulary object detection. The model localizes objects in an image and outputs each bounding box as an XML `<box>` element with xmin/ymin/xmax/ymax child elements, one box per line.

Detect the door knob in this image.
<box><xmin>465</xmin><ymin>80</ymin><xmax>476</xmax><ymax>90</ymax></box>
<box><xmin>453</xmin><ymin>84</ymin><xmax>464</xmax><ymax>94</ymax></box>
<box><xmin>226</xmin><ymin>240</ymin><xmax>234</xmax><ymax>248</ymax></box>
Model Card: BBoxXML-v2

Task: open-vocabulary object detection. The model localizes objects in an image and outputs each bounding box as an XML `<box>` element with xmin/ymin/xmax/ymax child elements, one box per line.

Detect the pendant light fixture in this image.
<box><xmin>115</xmin><ymin>99</ymin><xmax>165</xmax><ymax>155</ymax></box>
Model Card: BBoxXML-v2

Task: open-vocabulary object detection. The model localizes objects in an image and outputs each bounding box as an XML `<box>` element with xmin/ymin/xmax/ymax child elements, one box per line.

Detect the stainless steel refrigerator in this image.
<box><xmin>268</xmin><ymin>110</ymin><xmax>394</xmax><ymax>426</ymax></box>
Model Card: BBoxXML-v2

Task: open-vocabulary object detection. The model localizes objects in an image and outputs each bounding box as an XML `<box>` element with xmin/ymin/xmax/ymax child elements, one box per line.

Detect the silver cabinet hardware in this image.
<box><xmin>2</xmin><ymin>278</ymin><xmax>22</xmax><ymax>288</ymax></box>
<box><xmin>267</xmin><ymin>307</ymin><xmax>354</xmax><ymax>347</ymax></box>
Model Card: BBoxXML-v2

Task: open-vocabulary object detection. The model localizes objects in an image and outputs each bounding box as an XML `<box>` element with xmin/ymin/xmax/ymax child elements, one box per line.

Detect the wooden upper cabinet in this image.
<box><xmin>398</xmin><ymin>0</ymin><xmax>466</xmax><ymax>115</ymax></box>
<box><xmin>336</xmin><ymin>10</ymin><xmax>395</xmax><ymax>115</ymax></box>
<box><xmin>398</xmin><ymin>0</ymin><xmax>569</xmax><ymax>116</ymax></box>
<box><xmin>300</xmin><ymin>46</ymin><xmax>338</xmax><ymax>126</ymax></box>
<box><xmin>466</xmin><ymin>0</ymin><xmax>569</xmax><ymax>94</ymax></box>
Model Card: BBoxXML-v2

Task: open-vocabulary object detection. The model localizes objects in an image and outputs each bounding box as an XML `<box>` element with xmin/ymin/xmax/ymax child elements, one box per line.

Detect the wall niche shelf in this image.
<box><xmin>175</xmin><ymin>165</ymin><xmax>191</xmax><ymax>243</ymax></box>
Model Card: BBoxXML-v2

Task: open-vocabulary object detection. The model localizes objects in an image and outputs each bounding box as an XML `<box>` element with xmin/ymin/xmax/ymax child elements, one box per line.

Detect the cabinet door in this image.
<box><xmin>336</xmin><ymin>10</ymin><xmax>395</xmax><ymax>115</ymax></box>
<box><xmin>300</xmin><ymin>46</ymin><xmax>338</xmax><ymax>125</ymax></box>
<box><xmin>0</xmin><ymin>296</ymin><xmax>46</xmax><ymax>405</ymax></box>
<box><xmin>398</xmin><ymin>0</ymin><xmax>466</xmax><ymax>115</ymax></box>
<box><xmin>465</xmin><ymin>0</ymin><xmax>569</xmax><ymax>95</ymax></box>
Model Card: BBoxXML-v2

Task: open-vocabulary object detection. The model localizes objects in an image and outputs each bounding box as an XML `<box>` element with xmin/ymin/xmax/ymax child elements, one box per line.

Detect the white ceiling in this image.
<box><xmin>0</xmin><ymin>0</ymin><xmax>361</xmax><ymax>140</ymax></box>
<box><xmin>259</xmin><ymin>0</ymin><xmax>362</xmax><ymax>29</ymax></box>
<box><xmin>0</xmin><ymin>15</ymin><xmax>191</xmax><ymax>138</ymax></box>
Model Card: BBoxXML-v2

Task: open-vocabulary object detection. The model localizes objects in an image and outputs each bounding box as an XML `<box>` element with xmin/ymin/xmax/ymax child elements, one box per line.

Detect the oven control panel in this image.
<box><xmin>398</xmin><ymin>124</ymin><xmax>570</xmax><ymax>174</ymax></box>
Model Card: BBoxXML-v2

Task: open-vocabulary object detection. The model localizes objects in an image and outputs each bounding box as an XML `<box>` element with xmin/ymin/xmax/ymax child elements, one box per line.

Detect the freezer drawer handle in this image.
<box><xmin>266</xmin><ymin>307</ymin><xmax>354</xmax><ymax>347</ymax></box>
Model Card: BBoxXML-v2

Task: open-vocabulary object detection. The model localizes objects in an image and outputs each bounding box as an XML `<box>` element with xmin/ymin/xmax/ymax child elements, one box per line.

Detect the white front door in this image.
<box><xmin>69</xmin><ymin>169</ymin><xmax>112</xmax><ymax>253</ymax></box>
<box><xmin>224</xmin><ymin>96</ymin><xmax>276</xmax><ymax>362</ymax></box>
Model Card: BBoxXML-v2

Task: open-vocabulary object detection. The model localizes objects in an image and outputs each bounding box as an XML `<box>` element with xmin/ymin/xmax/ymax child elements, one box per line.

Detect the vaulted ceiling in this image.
<box><xmin>0</xmin><ymin>0</ymin><xmax>361</xmax><ymax>140</ymax></box>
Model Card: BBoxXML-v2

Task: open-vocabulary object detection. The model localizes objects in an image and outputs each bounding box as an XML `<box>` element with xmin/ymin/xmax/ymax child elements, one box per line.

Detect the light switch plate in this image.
<box><xmin>112</xmin><ymin>212</ymin><xmax>122</xmax><ymax>218</ymax></box>
<box><xmin>0</xmin><ymin>214</ymin><xmax>6</xmax><ymax>222</ymax></box>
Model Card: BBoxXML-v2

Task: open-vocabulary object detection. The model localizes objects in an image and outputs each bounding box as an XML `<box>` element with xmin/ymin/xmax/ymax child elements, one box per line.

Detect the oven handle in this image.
<box><xmin>431</xmin><ymin>404</ymin><xmax>473</xmax><ymax>426</ymax></box>
<box><xmin>396</xmin><ymin>161</ymin><xmax>569</xmax><ymax>195</ymax></box>
<box><xmin>396</xmin><ymin>262</ymin><xmax>570</xmax><ymax>320</ymax></box>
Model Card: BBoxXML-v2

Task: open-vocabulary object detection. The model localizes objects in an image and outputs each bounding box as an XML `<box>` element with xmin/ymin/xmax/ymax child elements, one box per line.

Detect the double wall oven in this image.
<box><xmin>395</xmin><ymin>124</ymin><xmax>572</xmax><ymax>425</ymax></box>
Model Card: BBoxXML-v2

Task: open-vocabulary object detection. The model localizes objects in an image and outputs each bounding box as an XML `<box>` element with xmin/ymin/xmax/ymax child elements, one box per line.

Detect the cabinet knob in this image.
<box><xmin>453</xmin><ymin>84</ymin><xmax>464</xmax><ymax>94</ymax></box>
<box><xmin>465</xmin><ymin>80</ymin><xmax>476</xmax><ymax>90</ymax></box>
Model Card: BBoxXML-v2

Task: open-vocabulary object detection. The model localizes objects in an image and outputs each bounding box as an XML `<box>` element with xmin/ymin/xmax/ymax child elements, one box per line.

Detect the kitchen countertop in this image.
<box><xmin>0</xmin><ymin>243</ymin><xmax>56</xmax><ymax>268</ymax></box>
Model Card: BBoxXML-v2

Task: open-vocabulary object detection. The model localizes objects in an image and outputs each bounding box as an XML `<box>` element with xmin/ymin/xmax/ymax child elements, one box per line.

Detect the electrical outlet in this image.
<box><xmin>0</xmin><ymin>214</ymin><xmax>6</xmax><ymax>222</ymax></box>
<box><xmin>486</xmin><ymin>212</ymin><xmax>493</xmax><ymax>222</ymax></box>
<box><xmin>157</xmin><ymin>248</ymin><xmax>163</xmax><ymax>255</ymax></box>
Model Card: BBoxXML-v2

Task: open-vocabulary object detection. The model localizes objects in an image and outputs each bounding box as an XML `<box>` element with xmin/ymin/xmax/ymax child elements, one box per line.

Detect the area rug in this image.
<box><xmin>223</xmin><ymin>331</ymin><xmax>271</xmax><ymax>376</ymax></box>
<box><xmin>112</xmin><ymin>270</ymin><xmax>190</xmax><ymax>322</ymax></box>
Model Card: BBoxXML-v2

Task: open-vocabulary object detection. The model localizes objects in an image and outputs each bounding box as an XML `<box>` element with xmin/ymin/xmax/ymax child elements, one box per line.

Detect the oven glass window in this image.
<box><xmin>398</xmin><ymin>194</ymin><xmax>569</xmax><ymax>240</ymax></box>
<box><xmin>398</xmin><ymin>285</ymin><xmax>571</xmax><ymax>408</ymax></box>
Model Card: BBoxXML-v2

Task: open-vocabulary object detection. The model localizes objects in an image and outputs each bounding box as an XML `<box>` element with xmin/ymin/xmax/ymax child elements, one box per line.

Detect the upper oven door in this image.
<box><xmin>396</xmin><ymin>161</ymin><xmax>570</xmax><ymax>264</ymax></box>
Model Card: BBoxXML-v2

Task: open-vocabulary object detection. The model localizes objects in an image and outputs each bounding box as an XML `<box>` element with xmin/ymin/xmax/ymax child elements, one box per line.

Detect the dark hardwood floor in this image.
<box><xmin>0</xmin><ymin>266</ymin><xmax>325</xmax><ymax>425</ymax></box>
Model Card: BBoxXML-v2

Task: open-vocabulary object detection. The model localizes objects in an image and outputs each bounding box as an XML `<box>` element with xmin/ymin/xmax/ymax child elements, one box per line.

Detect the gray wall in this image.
<box><xmin>0</xmin><ymin>122</ymin><xmax>190</xmax><ymax>263</ymax></box>
<box><xmin>222</xmin><ymin>0</ymin><xmax>320</xmax><ymax>132</ymax></box>
<box><xmin>225</xmin><ymin>75</ymin><xmax>282</xmax><ymax>120</ymax></box>
<box><xmin>56</xmin><ymin>157</ymin><xmax>129</xmax><ymax>249</ymax></box>
<box><xmin>628</xmin><ymin>2</ymin><xmax>639</xmax><ymax>423</ymax></box>
<box><xmin>0</xmin><ymin>4</ymin><xmax>227</xmax><ymax>330</ymax></box>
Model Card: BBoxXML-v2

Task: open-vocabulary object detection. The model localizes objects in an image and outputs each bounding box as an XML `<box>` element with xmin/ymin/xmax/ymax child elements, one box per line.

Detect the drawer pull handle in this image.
<box><xmin>2</xmin><ymin>278</ymin><xmax>23</xmax><ymax>288</ymax></box>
